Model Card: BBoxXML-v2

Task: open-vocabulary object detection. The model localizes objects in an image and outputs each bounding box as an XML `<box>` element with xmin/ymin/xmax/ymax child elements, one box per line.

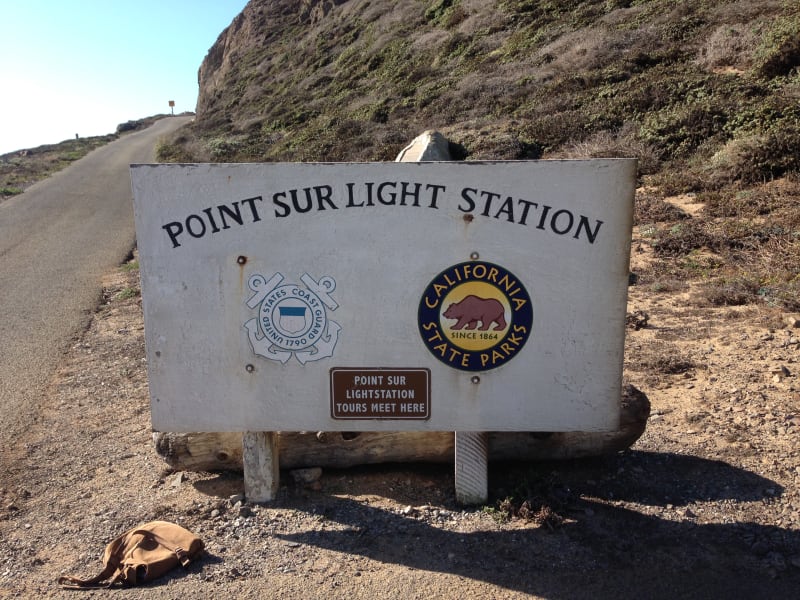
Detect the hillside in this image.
<box><xmin>3</xmin><ymin>2</ymin><xmax>800</xmax><ymax>597</ymax></box>
<box><xmin>159</xmin><ymin>0</ymin><xmax>800</xmax><ymax>311</ymax></box>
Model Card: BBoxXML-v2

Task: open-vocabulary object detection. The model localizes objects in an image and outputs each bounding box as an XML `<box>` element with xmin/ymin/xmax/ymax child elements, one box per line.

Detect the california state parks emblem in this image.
<box><xmin>244</xmin><ymin>272</ymin><xmax>340</xmax><ymax>364</ymax></box>
<box><xmin>418</xmin><ymin>261</ymin><xmax>533</xmax><ymax>371</ymax></box>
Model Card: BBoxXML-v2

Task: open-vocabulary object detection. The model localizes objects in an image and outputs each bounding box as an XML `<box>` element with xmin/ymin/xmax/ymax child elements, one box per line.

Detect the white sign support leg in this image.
<box><xmin>396</xmin><ymin>139</ymin><xmax>490</xmax><ymax>507</ymax></box>
<box><xmin>242</xmin><ymin>431</ymin><xmax>279</xmax><ymax>503</ymax></box>
<box><xmin>454</xmin><ymin>431</ymin><xmax>488</xmax><ymax>505</ymax></box>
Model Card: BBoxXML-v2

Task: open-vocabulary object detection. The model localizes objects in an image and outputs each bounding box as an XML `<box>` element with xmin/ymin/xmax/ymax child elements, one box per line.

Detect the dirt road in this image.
<box><xmin>0</xmin><ymin>117</ymin><xmax>191</xmax><ymax>442</ymax></box>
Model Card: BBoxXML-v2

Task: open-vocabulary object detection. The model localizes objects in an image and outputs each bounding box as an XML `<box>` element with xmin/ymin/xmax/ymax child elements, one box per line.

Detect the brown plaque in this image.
<box><xmin>330</xmin><ymin>368</ymin><xmax>431</xmax><ymax>420</ymax></box>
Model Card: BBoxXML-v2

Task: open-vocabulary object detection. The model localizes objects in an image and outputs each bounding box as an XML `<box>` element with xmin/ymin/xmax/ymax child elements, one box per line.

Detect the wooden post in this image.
<box><xmin>454</xmin><ymin>431</ymin><xmax>489</xmax><ymax>505</ymax></box>
<box><xmin>242</xmin><ymin>431</ymin><xmax>279</xmax><ymax>503</ymax></box>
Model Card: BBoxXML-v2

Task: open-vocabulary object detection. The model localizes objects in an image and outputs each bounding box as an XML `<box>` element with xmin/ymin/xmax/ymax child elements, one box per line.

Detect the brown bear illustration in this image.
<box><xmin>442</xmin><ymin>295</ymin><xmax>507</xmax><ymax>331</ymax></box>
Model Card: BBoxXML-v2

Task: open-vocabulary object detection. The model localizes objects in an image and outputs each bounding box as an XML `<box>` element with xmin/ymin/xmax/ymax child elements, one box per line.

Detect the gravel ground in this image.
<box><xmin>1</xmin><ymin>245</ymin><xmax>799</xmax><ymax>598</ymax></box>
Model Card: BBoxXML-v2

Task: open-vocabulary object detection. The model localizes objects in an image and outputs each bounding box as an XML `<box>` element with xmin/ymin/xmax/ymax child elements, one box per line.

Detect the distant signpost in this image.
<box><xmin>168</xmin><ymin>100</ymin><xmax>175</xmax><ymax>115</ymax></box>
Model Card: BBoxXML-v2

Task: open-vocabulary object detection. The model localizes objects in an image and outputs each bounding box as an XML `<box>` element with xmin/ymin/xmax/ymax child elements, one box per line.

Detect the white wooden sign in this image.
<box><xmin>131</xmin><ymin>161</ymin><xmax>635</xmax><ymax>433</ymax></box>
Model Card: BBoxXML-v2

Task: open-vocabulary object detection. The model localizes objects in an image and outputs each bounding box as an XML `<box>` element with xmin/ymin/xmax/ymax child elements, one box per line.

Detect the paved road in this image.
<box><xmin>0</xmin><ymin>116</ymin><xmax>192</xmax><ymax>444</ymax></box>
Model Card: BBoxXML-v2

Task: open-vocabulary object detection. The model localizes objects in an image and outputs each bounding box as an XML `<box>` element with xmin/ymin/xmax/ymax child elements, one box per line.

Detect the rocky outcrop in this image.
<box><xmin>301</xmin><ymin>0</ymin><xmax>348</xmax><ymax>24</ymax></box>
<box><xmin>196</xmin><ymin>0</ymin><xmax>348</xmax><ymax>120</ymax></box>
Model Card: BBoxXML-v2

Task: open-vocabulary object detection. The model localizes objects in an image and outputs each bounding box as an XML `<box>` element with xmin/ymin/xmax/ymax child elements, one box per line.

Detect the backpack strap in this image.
<box><xmin>57</xmin><ymin>531</ymin><xmax>130</xmax><ymax>589</ymax></box>
<box><xmin>57</xmin><ymin>563</ymin><xmax>121</xmax><ymax>590</ymax></box>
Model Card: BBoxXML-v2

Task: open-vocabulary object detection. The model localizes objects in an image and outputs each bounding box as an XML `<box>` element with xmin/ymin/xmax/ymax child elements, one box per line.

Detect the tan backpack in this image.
<box><xmin>58</xmin><ymin>521</ymin><xmax>204</xmax><ymax>589</ymax></box>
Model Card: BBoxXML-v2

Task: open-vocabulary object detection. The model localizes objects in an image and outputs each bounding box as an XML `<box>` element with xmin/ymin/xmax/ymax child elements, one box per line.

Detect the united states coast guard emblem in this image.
<box><xmin>244</xmin><ymin>272</ymin><xmax>340</xmax><ymax>365</ymax></box>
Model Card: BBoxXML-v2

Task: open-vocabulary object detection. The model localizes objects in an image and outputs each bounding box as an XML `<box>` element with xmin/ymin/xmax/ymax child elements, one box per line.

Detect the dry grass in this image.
<box><xmin>1</xmin><ymin>135</ymin><xmax>116</xmax><ymax>198</ymax></box>
<box><xmin>627</xmin><ymin>341</ymin><xmax>696</xmax><ymax>375</ymax></box>
<box><xmin>635</xmin><ymin>189</ymin><xmax>691</xmax><ymax>225</ymax></box>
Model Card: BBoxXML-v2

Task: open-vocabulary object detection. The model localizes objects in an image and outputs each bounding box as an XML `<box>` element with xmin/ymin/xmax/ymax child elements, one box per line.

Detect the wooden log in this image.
<box><xmin>153</xmin><ymin>384</ymin><xmax>650</xmax><ymax>472</ymax></box>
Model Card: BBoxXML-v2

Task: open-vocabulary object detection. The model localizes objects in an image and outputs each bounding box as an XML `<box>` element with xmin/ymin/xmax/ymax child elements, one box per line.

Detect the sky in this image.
<box><xmin>0</xmin><ymin>0</ymin><xmax>249</xmax><ymax>155</ymax></box>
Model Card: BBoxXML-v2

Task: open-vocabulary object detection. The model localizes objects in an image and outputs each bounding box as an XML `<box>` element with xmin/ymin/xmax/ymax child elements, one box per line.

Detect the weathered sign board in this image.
<box><xmin>131</xmin><ymin>161</ymin><xmax>635</xmax><ymax>434</ymax></box>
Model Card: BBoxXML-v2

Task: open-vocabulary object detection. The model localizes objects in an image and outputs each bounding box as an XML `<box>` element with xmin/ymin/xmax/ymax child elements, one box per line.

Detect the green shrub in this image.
<box><xmin>705</xmin><ymin>126</ymin><xmax>800</xmax><ymax>186</ymax></box>
<box><xmin>754</xmin><ymin>14</ymin><xmax>800</xmax><ymax>78</ymax></box>
<box><xmin>116</xmin><ymin>287</ymin><xmax>140</xmax><ymax>301</ymax></box>
<box><xmin>0</xmin><ymin>186</ymin><xmax>23</xmax><ymax>196</ymax></box>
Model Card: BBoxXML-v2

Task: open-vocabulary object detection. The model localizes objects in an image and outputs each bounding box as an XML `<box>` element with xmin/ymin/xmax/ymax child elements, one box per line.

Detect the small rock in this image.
<box><xmin>784</xmin><ymin>315</ymin><xmax>800</xmax><ymax>329</ymax></box>
<box><xmin>170</xmin><ymin>472</ymin><xmax>186</xmax><ymax>488</ymax></box>
<box><xmin>395</xmin><ymin>130</ymin><xmax>452</xmax><ymax>162</ymax></box>
<box><xmin>210</xmin><ymin>509</ymin><xmax>221</xmax><ymax>518</ymax></box>
<box><xmin>626</xmin><ymin>310</ymin><xmax>649</xmax><ymax>330</ymax></box>
<box><xmin>291</xmin><ymin>467</ymin><xmax>323</xmax><ymax>484</ymax></box>
<box><xmin>752</xmin><ymin>540</ymin><xmax>771</xmax><ymax>556</ymax></box>
<box><xmin>229</xmin><ymin>494</ymin><xmax>245</xmax><ymax>506</ymax></box>
<box><xmin>767</xmin><ymin>552</ymin><xmax>786</xmax><ymax>570</ymax></box>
